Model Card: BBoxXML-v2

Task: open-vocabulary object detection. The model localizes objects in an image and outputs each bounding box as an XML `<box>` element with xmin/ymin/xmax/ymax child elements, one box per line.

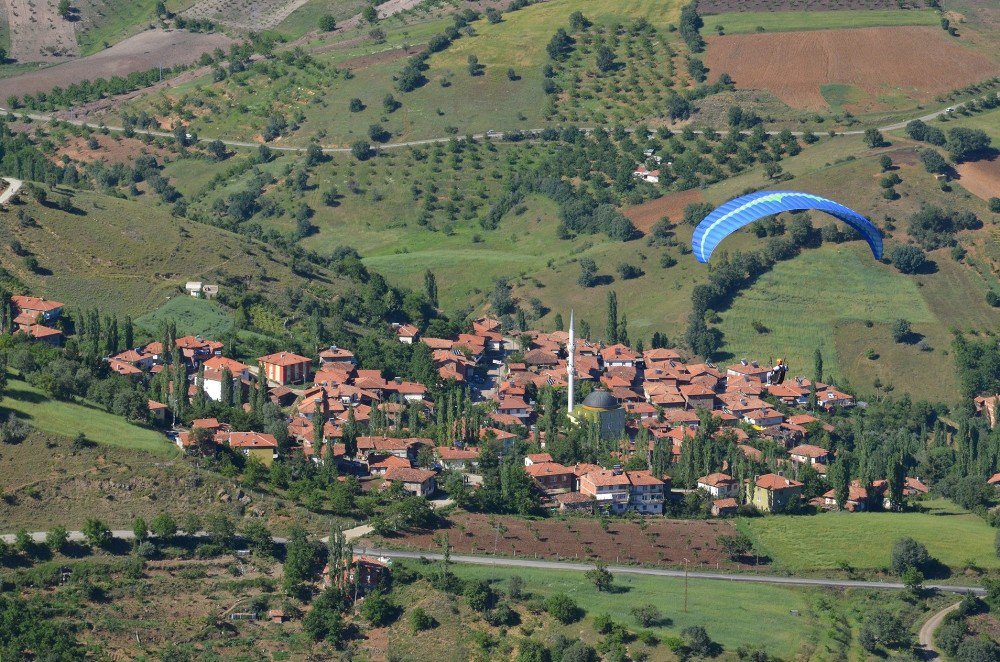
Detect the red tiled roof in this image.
<box><xmin>755</xmin><ymin>473</ymin><xmax>803</xmax><ymax>490</ymax></box>
<box><xmin>227</xmin><ymin>431</ymin><xmax>278</xmax><ymax>449</ymax></box>
<box><xmin>698</xmin><ymin>472</ymin><xmax>735</xmax><ymax>487</ymax></box>
<box><xmin>11</xmin><ymin>295</ymin><xmax>63</xmax><ymax>312</ymax></box>
<box><xmin>259</xmin><ymin>351</ymin><xmax>311</xmax><ymax>366</ymax></box>
<box><xmin>384</xmin><ymin>466</ymin><xmax>436</xmax><ymax>483</ymax></box>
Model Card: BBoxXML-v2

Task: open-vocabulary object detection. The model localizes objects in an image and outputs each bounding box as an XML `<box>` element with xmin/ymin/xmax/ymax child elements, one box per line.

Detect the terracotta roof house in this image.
<box><xmin>788</xmin><ymin>444</ymin><xmax>832</xmax><ymax>466</ymax></box>
<box><xmin>747</xmin><ymin>473</ymin><xmax>803</xmax><ymax>513</ymax></box>
<box><xmin>394</xmin><ymin>323</ymin><xmax>419</xmax><ymax>344</ymax></box>
<box><xmin>259</xmin><ymin>351</ymin><xmax>312</xmax><ymax>385</ymax></box>
<box><xmin>697</xmin><ymin>473</ymin><xmax>739</xmax><ymax>499</ymax></box>
<box><xmin>384</xmin><ymin>466</ymin><xmax>437</xmax><ymax>497</ymax></box>
<box><xmin>525</xmin><ymin>461</ymin><xmax>575</xmax><ymax>494</ymax></box>
<box><xmin>712</xmin><ymin>498</ymin><xmax>739</xmax><ymax>517</ymax></box>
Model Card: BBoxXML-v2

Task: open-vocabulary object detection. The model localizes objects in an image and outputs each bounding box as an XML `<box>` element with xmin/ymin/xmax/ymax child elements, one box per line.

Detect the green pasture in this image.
<box><xmin>701</xmin><ymin>9</ymin><xmax>939</xmax><ymax>35</ymax></box>
<box><xmin>135</xmin><ymin>295</ymin><xmax>233</xmax><ymax>340</ymax></box>
<box><xmin>0</xmin><ymin>377</ymin><xmax>175</xmax><ymax>456</ymax></box>
<box><xmin>741</xmin><ymin>498</ymin><xmax>1000</xmax><ymax>572</ymax></box>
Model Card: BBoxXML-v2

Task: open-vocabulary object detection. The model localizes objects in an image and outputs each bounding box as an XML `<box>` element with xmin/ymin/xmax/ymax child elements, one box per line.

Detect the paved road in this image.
<box><xmin>351</xmin><ymin>546</ymin><xmax>987</xmax><ymax>596</ymax></box>
<box><xmin>2</xmin><ymin>527</ymin><xmax>985</xmax><ymax>595</ymax></box>
<box><xmin>918</xmin><ymin>602</ymin><xmax>962</xmax><ymax>659</ymax></box>
<box><xmin>0</xmin><ymin>101</ymin><xmax>961</xmax><ymax>157</ymax></box>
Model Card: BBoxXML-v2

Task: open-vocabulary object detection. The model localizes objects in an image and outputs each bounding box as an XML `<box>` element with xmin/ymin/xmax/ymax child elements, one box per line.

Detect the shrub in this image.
<box><xmin>545</xmin><ymin>593</ymin><xmax>582</xmax><ymax>624</ymax></box>
<box><xmin>630</xmin><ymin>604</ymin><xmax>662</xmax><ymax>627</ymax></box>
<box><xmin>409</xmin><ymin>607</ymin><xmax>436</xmax><ymax>632</ymax></box>
<box><xmin>891</xmin><ymin>319</ymin><xmax>912</xmax><ymax>343</ymax></box>
<box><xmin>890</xmin><ymin>245</ymin><xmax>927</xmax><ymax>274</ymax></box>
<box><xmin>988</xmin><ymin>197</ymin><xmax>1000</xmax><ymax>213</ymax></box>
<box><xmin>890</xmin><ymin>536</ymin><xmax>930</xmax><ymax>574</ymax></box>
<box><xmin>318</xmin><ymin>14</ymin><xmax>336</xmax><ymax>31</ymax></box>
<box><xmin>616</xmin><ymin>263</ymin><xmax>644</xmax><ymax>280</ymax></box>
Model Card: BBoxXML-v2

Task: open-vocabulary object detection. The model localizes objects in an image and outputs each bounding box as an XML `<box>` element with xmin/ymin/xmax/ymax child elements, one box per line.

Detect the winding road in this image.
<box><xmin>0</xmin><ymin>104</ymin><xmax>959</xmax><ymax>156</ymax></box>
<box><xmin>1</xmin><ymin>528</ymin><xmax>985</xmax><ymax>596</ymax></box>
<box><xmin>918</xmin><ymin>602</ymin><xmax>962</xmax><ymax>659</ymax></box>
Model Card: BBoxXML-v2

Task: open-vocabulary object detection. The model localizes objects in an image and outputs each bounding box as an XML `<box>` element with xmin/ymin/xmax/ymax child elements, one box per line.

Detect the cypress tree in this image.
<box><xmin>219</xmin><ymin>367</ymin><xmax>233</xmax><ymax>404</ymax></box>
<box><xmin>618</xmin><ymin>313</ymin><xmax>629</xmax><ymax>347</ymax></box>
<box><xmin>606</xmin><ymin>291</ymin><xmax>618</xmax><ymax>344</ymax></box>
<box><xmin>813</xmin><ymin>348</ymin><xmax>824</xmax><ymax>383</ymax></box>
<box><xmin>123</xmin><ymin>316</ymin><xmax>134</xmax><ymax>350</ymax></box>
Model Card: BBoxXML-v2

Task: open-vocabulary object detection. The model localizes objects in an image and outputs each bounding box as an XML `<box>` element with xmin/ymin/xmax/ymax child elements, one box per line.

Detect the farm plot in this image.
<box><xmin>4</xmin><ymin>0</ymin><xmax>79</xmax><ymax>61</ymax></box>
<box><xmin>623</xmin><ymin>188</ymin><xmax>705</xmax><ymax>235</ymax></box>
<box><xmin>361</xmin><ymin>512</ymin><xmax>754</xmax><ymax>568</ymax></box>
<box><xmin>698</xmin><ymin>0</ymin><xmax>932</xmax><ymax>11</ymax></box>
<box><xmin>182</xmin><ymin>0</ymin><xmax>314</xmax><ymax>31</ymax></box>
<box><xmin>0</xmin><ymin>27</ymin><xmax>232</xmax><ymax>100</ymax></box>
<box><xmin>955</xmin><ymin>154</ymin><xmax>1000</xmax><ymax>202</ymax></box>
<box><xmin>704</xmin><ymin>26</ymin><xmax>999</xmax><ymax>111</ymax></box>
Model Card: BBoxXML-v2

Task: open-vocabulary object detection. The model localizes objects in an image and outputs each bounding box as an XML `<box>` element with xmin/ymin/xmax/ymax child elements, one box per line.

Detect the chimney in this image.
<box><xmin>741</xmin><ymin>359</ymin><xmax>748</xmax><ymax>366</ymax></box>
<box><xmin>751</xmin><ymin>361</ymin><xmax>759</xmax><ymax>368</ymax></box>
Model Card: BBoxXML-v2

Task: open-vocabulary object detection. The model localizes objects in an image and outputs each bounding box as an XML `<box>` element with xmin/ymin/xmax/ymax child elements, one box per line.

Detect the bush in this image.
<box><xmin>616</xmin><ymin>263</ymin><xmax>644</xmax><ymax>280</ymax></box>
<box><xmin>351</xmin><ymin>141</ymin><xmax>372</xmax><ymax>161</ymax></box>
<box><xmin>360</xmin><ymin>591</ymin><xmax>398</xmax><ymax>626</ymax></box>
<box><xmin>318</xmin><ymin>14</ymin><xmax>336</xmax><ymax>31</ymax></box>
<box><xmin>890</xmin><ymin>536</ymin><xmax>929</xmax><ymax>574</ymax></box>
<box><xmin>891</xmin><ymin>318</ymin><xmax>912</xmax><ymax>343</ymax></box>
<box><xmin>681</xmin><ymin>625</ymin><xmax>713</xmax><ymax>657</ymax></box>
<box><xmin>890</xmin><ymin>245</ymin><xmax>927</xmax><ymax>274</ymax></box>
<box><xmin>956</xmin><ymin>638</ymin><xmax>1000</xmax><ymax>662</ymax></box>
<box><xmin>545</xmin><ymin>593</ymin><xmax>582</xmax><ymax>624</ymax></box>
<box><xmin>987</xmin><ymin>291</ymin><xmax>1000</xmax><ymax>308</ymax></box>
<box><xmin>630</xmin><ymin>604</ymin><xmax>662</xmax><ymax>627</ymax></box>
<box><xmin>409</xmin><ymin>607</ymin><xmax>436</xmax><ymax>631</ymax></box>
<box><xmin>988</xmin><ymin>197</ymin><xmax>1000</xmax><ymax>213</ymax></box>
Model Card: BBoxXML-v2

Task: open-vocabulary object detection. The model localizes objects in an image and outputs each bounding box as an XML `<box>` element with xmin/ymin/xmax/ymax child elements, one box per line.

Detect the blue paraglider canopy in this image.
<box><xmin>691</xmin><ymin>190</ymin><xmax>882</xmax><ymax>264</ymax></box>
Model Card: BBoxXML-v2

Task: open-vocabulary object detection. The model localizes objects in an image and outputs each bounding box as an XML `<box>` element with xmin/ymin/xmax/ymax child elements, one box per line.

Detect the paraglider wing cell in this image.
<box><xmin>691</xmin><ymin>191</ymin><xmax>883</xmax><ymax>263</ymax></box>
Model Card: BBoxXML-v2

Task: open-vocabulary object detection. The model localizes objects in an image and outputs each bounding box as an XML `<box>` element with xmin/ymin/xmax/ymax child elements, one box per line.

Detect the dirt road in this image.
<box><xmin>917</xmin><ymin>602</ymin><xmax>961</xmax><ymax>659</ymax></box>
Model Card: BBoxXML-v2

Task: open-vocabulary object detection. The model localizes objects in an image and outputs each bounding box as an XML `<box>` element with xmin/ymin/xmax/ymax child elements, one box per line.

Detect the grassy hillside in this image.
<box><xmin>0</xmin><ymin>377</ymin><xmax>173</xmax><ymax>456</ymax></box>
<box><xmin>135</xmin><ymin>295</ymin><xmax>234</xmax><ymax>339</ymax></box>
<box><xmin>0</xmin><ymin>189</ymin><xmax>345</xmax><ymax>318</ymax></box>
<box><xmin>741</xmin><ymin>498</ymin><xmax>1000</xmax><ymax>572</ymax></box>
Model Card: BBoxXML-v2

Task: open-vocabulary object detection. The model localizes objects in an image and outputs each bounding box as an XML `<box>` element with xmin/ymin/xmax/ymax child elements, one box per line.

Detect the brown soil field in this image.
<box><xmin>955</xmin><ymin>154</ymin><xmax>1000</xmax><ymax>201</ymax></box>
<box><xmin>3</xmin><ymin>0</ymin><xmax>79</xmax><ymax>62</ymax></box>
<box><xmin>362</xmin><ymin>512</ymin><xmax>759</xmax><ymax>569</ymax></box>
<box><xmin>53</xmin><ymin>133</ymin><xmax>171</xmax><ymax>164</ymax></box>
<box><xmin>624</xmin><ymin>189</ymin><xmax>705</xmax><ymax>234</ymax></box>
<box><xmin>704</xmin><ymin>26</ymin><xmax>1000</xmax><ymax>111</ymax></box>
<box><xmin>699</xmin><ymin>0</ymin><xmax>930</xmax><ymax>11</ymax></box>
<box><xmin>0</xmin><ymin>28</ymin><xmax>232</xmax><ymax>101</ymax></box>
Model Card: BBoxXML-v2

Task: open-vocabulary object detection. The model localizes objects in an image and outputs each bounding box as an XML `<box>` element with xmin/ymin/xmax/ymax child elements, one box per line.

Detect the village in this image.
<box><xmin>8</xmin><ymin>290</ymin><xmax>999</xmax><ymax>521</ymax></box>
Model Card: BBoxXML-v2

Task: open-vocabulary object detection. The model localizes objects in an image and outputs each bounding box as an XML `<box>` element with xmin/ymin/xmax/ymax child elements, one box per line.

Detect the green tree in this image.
<box><xmin>585</xmin><ymin>562</ymin><xmax>614</xmax><ymax>592</ymax></box>
<box><xmin>351</xmin><ymin>140</ymin><xmax>371</xmax><ymax>160</ymax></box>
<box><xmin>606</xmin><ymin>291</ymin><xmax>618</xmax><ymax>344</ymax></box>
<box><xmin>596</xmin><ymin>45</ymin><xmax>615</xmax><ymax>73</ymax></box>
<box><xmin>83</xmin><ymin>518</ymin><xmax>112</xmax><ymax>548</ymax></box>
<box><xmin>863</xmin><ymin>128</ymin><xmax>885</xmax><ymax>148</ymax></box>
<box><xmin>546</xmin><ymin>28</ymin><xmax>573</xmax><ymax>60</ymax></box>
<box><xmin>813</xmin><ymin>348</ymin><xmax>823</xmax><ymax>383</ymax></box>
<box><xmin>58</xmin><ymin>0</ymin><xmax>71</xmax><ymax>18</ymax></box>
<box><xmin>318</xmin><ymin>14</ymin><xmax>336</xmax><ymax>31</ymax></box>
<box><xmin>362</xmin><ymin>5</ymin><xmax>378</xmax><ymax>24</ymax></box>
<box><xmin>890</xmin><ymin>245</ymin><xmax>927</xmax><ymax>274</ymax></box>
<box><xmin>361</xmin><ymin>591</ymin><xmax>398</xmax><ymax>625</ymax></box>
<box><xmin>150</xmin><ymin>512</ymin><xmax>177</xmax><ymax>540</ymax></box>
<box><xmin>891</xmin><ymin>318</ymin><xmax>912</xmax><ymax>343</ymax></box>
<box><xmin>132</xmin><ymin>516</ymin><xmax>149</xmax><ymax>544</ymax></box>
<box><xmin>946</xmin><ymin>127</ymin><xmax>991</xmax><ymax>162</ymax></box>
<box><xmin>282</xmin><ymin>525</ymin><xmax>316</xmax><ymax>594</ymax></box>
<box><xmin>424</xmin><ymin>269</ymin><xmax>439</xmax><ymax>308</ymax></box>
<box><xmin>47</xmin><ymin>525</ymin><xmax>69</xmax><ymax>553</ymax></box>
<box><xmin>890</xmin><ymin>536</ymin><xmax>930</xmax><ymax>575</ymax></box>
<box><xmin>631</xmin><ymin>604</ymin><xmax>662</xmax><ymax>627</ymax></box>
<box><xmin>410</xmin><ymin>607</ymin><xmax>436</xmax><ymax>631</ymax></box>
<box><xmin>545</xmin><ymin>593</ymin><xmax>582</xmax><ymax>624</ymax></box>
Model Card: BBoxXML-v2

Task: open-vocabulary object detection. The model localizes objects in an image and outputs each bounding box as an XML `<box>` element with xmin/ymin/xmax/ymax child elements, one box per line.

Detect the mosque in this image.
<box><xmin>564</xmin><ymin>310</ymin><xmax>625</xmax><ymax>440</ymax></box>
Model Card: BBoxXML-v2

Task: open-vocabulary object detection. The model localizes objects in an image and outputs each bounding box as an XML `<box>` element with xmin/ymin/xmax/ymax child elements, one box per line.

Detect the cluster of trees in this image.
<box><xmin>906</xmin><ymin>120</ymin><xmax>993</xmax><ymax>164</ymax></box>
<box><xmin>906</xmin><ymin>205</ymin><xmax>981</xmax><ymax>250</ymax></box>
<box><xmin>678</xmin><ymin>1</ymin><xmax>705</xmax><ymax>53</ymax></box>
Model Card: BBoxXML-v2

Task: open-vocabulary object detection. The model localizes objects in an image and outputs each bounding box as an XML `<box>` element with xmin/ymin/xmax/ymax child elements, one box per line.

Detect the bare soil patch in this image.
<box><xmin>0</xmin><ymin>27</ymin><xmax>232</xmax><ymax>101</ymax></box>
<box><xmin>955</xmin><ymin>154</ymin><xmax>1000</xmax><ymax>201</ymax></box>
<box><xmin>363</xmin><ymin>512</ymin><xmax>758</xmax><ymax>569</ymax></box>
<box><xmin>704</xmin><ymin>26</ymin><xmax>999</xmax><ymax>111</ymax></box>
<box><xmin>183</xmin><ymin>0</ymin><xmax>312</xmax><ymax>31</ymax></box>
<box><xmin>4</xmin><ymin>0</ymin><xmax>79</xmax><ymax>62</ymax></box>
<box><xmin>341</xmin><ymin>44</ymin><xmax>425</xmax><ymax>71</ymax></box>
<box><xmin>54</xmin><ymin>133</ymin><xmax>170</xmax><ymax>164</ymax></box>
<box><xmin>699</xmin><ymin>0</ymin><xmax>930</xmax><ymax>11</ymax></box>
<box><xmin>624</xmin><ymin>189</ymin><xmax>705</xmax><ymax>234</ymax></box>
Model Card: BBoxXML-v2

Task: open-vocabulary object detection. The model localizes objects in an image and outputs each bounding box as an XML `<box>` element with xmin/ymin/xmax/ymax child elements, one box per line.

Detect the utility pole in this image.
<box><xmin>683</xmin><ymin>557</ymin><xmax>689</xmax><ymax>613</ymax></box>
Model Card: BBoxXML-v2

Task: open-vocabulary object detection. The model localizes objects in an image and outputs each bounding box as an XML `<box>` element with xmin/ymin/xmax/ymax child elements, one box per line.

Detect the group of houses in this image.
<box><xmin>13</xmin><ymin>288</ymin><xmax>986</xmax><ymax>516</ymax></box>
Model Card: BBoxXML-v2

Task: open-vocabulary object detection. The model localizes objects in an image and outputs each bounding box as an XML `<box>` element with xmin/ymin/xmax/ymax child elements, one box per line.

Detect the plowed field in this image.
<box><xmin>705</xmin><ymin>26</ymin><xmax>999</xmax><ymax>111</ymax></box>
<box><xmin>362</xmin><ymin>512</ymin><xmax>761</xmax><ymax>569</ymax></box>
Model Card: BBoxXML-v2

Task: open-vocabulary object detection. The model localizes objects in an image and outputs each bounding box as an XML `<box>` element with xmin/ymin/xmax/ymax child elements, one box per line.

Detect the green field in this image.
<box><xmin>274</xmin><ymin>0</ymin><xmax>372</xmax><ymax>39</ymax></box>
<box><xmin>135</xmin><ymin>296</ymin><xmax>233</xmax><ymax>340</ymax></box>
<box><xmin>76</xmin><ymin>0</ymin><xmax>196</xmax><ymax>55</ymax></box>
<box><xmin>715</xmin><ymin>245</ymin><xmax>937</xmax><ymax>389</ymax></box>
<box><xmin>939</xmin><ymin>106</ymin><xmax>1000</xmax><ymax>143</ymax></box>
<box><xmin>741</xmin><ymin>499</ymin><xmax>1000</xmax><ymax>573</ymax></box>
<box><xmin>429</xmin><ymin>563</ymin><xmax>936</xmax><ymax>660</ymax></box>
<box><xmin>0</xmin><ymin>378</ymin><xmax>175</xmax><ymax>457</ymax></box>
<box><xmin>701</xmin><ymin>9</ymin><xmax>940</xmax><ymax>35</ymax></box>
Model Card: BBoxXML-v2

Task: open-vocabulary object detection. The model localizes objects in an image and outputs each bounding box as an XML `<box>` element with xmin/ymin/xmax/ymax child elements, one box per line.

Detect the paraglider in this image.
<box><xmin>691</xmin><ymin>190</ymin><xmax>882</xmax><ymax>264</ymax></box>
<box><xmin>767</xmin><ymin>358</ymin><xmax>787</xmax><ymax>386</ymax></box>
